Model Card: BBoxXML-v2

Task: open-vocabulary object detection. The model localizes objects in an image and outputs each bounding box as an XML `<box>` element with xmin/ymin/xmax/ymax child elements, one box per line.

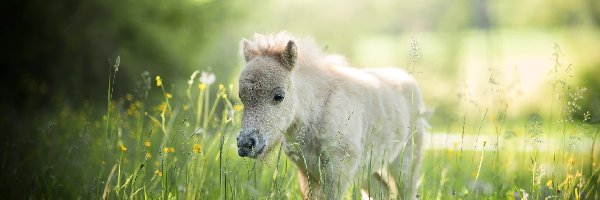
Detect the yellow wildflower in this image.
<box><xmin>163</xmin><ymin>147</ymin><xmax>169</xmax><ymax>154</ymax></box>
<box><xmin>154</xmin><ymin>170</ymin><xmax>163</xmax><ymax>176</ymax></box>
<box><xmin>165</xmin><ymin>93</ymin><xmax>172</xmax><ymax>99</ymax></box>
<box><xmin>156</xmin><ymin>76</ymin><xmax>162</xmax><ymax>87</ymax></box>
<box><xmin>546</xmin><ymin>180</ymin><xmax>553</xmax><ymax>188</ymax></box>
<box><xmin>119</xmin><ymin>144</ymin><xmax>127</xmax><ymax>152</ymax></box>
<box><xmin>134</xmin><ymin>100</ymin><xmax>142</xmax><ymax>108</ymax></box>
<box><xmin>169</xmin><ymin>147</ymin><xmax>175</xmax><ymax>153</ymax></box>
<box><xmin>126</xmin><ymin>93</ymin><xmax>133</xmax><ymax>101</ymax></box>
<box><xmin>198</xmin><ymin>83</ymin><xmax>206</xmax><ymax>90</ymax></box>
<box><xmin>126</xmin><ymin>102</ymin><xmax>139</xmax><ymax>116</ymax></box>
<box><xmin>576</xmin><ymin>170</ymin><xmax>582</xmax><ymax>177</ymax></box>
<box><xmin>233</xmin><ymin>104</ymin><xmax>244</xmax><ymax>111</ymax></box>
<box><xmin>145</xmin><ymin>152</ymin><xmax>152</xmax><ymax>158</ymax></box>
<box><xmin>154</xmin><ymin>102</ymin><xmax>167</xmax><ymax>113</ymax></box>
<box><xmin>144</xmin><ymin>141</ymin><xmax>151</xmax><ymax>147</ymax></box>
<box><xmin>219</xmin><ymin>84</ymin><xmax>225</xmax><ymax>90</ymax></box>
<box><xmin>568</xmin><ymin>157</ymin><xmax>575</xmax><ymax>166</ymax></box>
<box><xmin>193</xmin><ymin>144</ymin><xmax>201</xmax><ymax>153</ymax></box>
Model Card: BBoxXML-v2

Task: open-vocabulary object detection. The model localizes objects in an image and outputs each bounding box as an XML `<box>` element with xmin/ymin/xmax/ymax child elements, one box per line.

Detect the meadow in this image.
<box><xmin>14</xmin><ymin>47</ymin><xmax>597</xmax><ymax>199</ymax></box>
<box><xmin>4</xmin><ymin>0</ymin><xmax>600</xmax><ymax>199</ymax></box>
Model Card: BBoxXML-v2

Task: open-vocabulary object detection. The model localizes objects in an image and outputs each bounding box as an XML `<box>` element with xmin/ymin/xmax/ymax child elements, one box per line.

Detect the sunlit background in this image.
<box><xmin>6</xmin><ymin>0</ymin><xmax>600</xmax><ymax>121</ymax></box>
<box><xmin>2</xmin><ymin>0</ymin><xmax>599</xmax><ymax>198</ymax></box>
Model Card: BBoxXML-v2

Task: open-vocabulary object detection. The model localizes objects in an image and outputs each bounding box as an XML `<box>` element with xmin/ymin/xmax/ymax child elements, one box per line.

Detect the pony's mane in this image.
<box><xmin>244</xmin><ymin>32</ymin><xmax>347</xmax><ymax>68</ymax></box>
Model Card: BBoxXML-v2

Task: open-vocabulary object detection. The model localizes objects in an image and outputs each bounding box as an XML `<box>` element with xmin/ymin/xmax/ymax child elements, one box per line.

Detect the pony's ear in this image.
<box><xmin>280</xmin><ymin>40</ymin><xmax>297</xmax><ymax>70</ymax></box>
<box><xmin>241</xmin><ymin>39</ymin><xmax>258</xmax><ymax>62</ymax></box>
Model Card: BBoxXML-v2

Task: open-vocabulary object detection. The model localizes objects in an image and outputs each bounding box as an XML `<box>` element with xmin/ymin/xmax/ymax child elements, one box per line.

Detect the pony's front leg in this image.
<box><xmin>303</xmin><ymin>171</ymin><xmax>346</xmax><ymax>199</ymax></box>
<box><xmin>297</xmin><ymin>170</ymin><xmax>324</xmax><ymax>200</ymax></box>
<box><xmin>322</xmin><ymin>165</ymin><xmax>349</xmax><ymax>200</ymax></box>
<box><xmin>297</xmin><ymin>157</ymin><xmax>356</xmax><ymax>199</ymax></box>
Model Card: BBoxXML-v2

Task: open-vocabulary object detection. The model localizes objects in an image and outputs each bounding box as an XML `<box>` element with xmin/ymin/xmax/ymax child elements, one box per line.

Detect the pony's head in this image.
<box><xmin>237</xmin><ymin>34</ymin><xmax>298</xmax><ymax>158</ymax></box>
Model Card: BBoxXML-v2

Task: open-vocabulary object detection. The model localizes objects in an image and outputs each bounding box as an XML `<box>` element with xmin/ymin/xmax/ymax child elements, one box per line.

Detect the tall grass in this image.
<box><xmin>19</xmin><ymin>47</ymin><xmax>600</xmax><ymax>199</ymax></box>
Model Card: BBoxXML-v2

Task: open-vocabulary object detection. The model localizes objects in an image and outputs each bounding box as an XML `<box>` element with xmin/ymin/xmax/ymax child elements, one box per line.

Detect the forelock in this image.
<box><xmin>247</xmin><ymin>32</ymin><xmax>295</xmax><ymax>58</ymax></box>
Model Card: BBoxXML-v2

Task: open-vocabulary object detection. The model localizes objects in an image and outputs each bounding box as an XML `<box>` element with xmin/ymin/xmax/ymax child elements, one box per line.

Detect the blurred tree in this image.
<box><xmin>1</xmin><ymin>0</ymin><xmax>251</xmax><ymax>197</ymax></box>
<box><xmin>0</xmin><ymin>0</ymin><xmax>253</xmax><ymax>148</ymax></box>
<box><xmin>2</xmin><ymin>0</ymin><xmax>244</xmax><ymax>113</ymax></box>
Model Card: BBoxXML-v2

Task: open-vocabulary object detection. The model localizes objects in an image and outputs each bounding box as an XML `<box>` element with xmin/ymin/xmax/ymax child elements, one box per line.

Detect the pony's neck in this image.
<box><xmin>291</xmin><ymin>60</ymin><xmax>335</xmax><ymax>127</ymax></box>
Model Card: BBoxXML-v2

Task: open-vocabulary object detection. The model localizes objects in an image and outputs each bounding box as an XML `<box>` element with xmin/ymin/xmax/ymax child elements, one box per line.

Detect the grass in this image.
<box><xmin>9</xmin><ymin>46</ymin><xmax>600</xmax><ymax>199</ymax></box>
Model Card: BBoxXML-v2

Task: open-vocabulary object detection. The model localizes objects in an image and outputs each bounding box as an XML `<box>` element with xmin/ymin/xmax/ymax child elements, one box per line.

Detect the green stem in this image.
<box><xmin>195</xmin><ymin>87</ymin><xmax>206</xmax><ymax>129</ymax></box>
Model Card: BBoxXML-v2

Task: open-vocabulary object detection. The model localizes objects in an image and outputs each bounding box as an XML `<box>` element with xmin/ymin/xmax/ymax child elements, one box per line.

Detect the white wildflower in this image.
<box><xmin>199</xmin><ymin>71</ymin><xmax>216</xmax><ymax>85</ymax></box>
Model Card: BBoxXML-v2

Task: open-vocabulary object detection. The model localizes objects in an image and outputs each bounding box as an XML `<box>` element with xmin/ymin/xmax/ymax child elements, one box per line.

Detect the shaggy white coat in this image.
<box><xmin>238</xmin><ymin>32</ymin><xmax>427</xmax><ymax>200</ymax></box>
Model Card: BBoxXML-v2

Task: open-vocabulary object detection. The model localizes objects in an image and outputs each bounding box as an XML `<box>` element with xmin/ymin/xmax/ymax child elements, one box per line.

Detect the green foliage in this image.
<box><xmin>6</xmin><ymin>0</ymin><xmax>245</xmax><ymax>111</ymax></box>
<box><xmin>7</xmin><ymin>66</ymin><xmax>597</xmax><ymax>199</ymax></box>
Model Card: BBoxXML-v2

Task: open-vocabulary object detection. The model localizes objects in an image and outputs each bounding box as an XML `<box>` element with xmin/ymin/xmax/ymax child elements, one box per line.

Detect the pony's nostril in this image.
<box><xmin>237</xmin><ymin>129</ymin><xmax>263</xmax><ymax>158</ymax></box>
<box><xmin>237</xmin><ymin>129</ymin><xmax>259</xmax><ymax>149</ymax></box>
<box><xmin>249</xmin><ymin>137</ymin><xmax>256</xmax><ymax>147</ymax></box>
<box><xmin>238</xmin><ymin>148</ymin><xmax>248</xmax><ymax>157</ymax></box>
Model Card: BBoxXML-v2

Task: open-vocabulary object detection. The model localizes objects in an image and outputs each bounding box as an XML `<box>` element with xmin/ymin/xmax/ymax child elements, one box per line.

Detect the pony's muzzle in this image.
<box><xmin>237</xmin><ymin>129</ymin><xmax>264</xmax><ymax>158</ymax></box>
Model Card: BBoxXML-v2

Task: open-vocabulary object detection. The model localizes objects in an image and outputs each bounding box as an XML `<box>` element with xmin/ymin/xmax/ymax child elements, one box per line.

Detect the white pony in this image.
<box><xmin>236</xmin><ymin>32</ymin><xmax>427</xmax><ymax>199</ymax></box>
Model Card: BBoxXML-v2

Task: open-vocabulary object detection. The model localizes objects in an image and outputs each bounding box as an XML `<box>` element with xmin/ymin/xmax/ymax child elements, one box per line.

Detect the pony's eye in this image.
<box><xmin>272</xmin><ymin>87</ymin><xmax>285</xmax><ymax>103</ymax></box>
<box><xmin>273</xmin><ymin>93</ymin><xmax>284</xmax><ymax>103</ymax></box>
